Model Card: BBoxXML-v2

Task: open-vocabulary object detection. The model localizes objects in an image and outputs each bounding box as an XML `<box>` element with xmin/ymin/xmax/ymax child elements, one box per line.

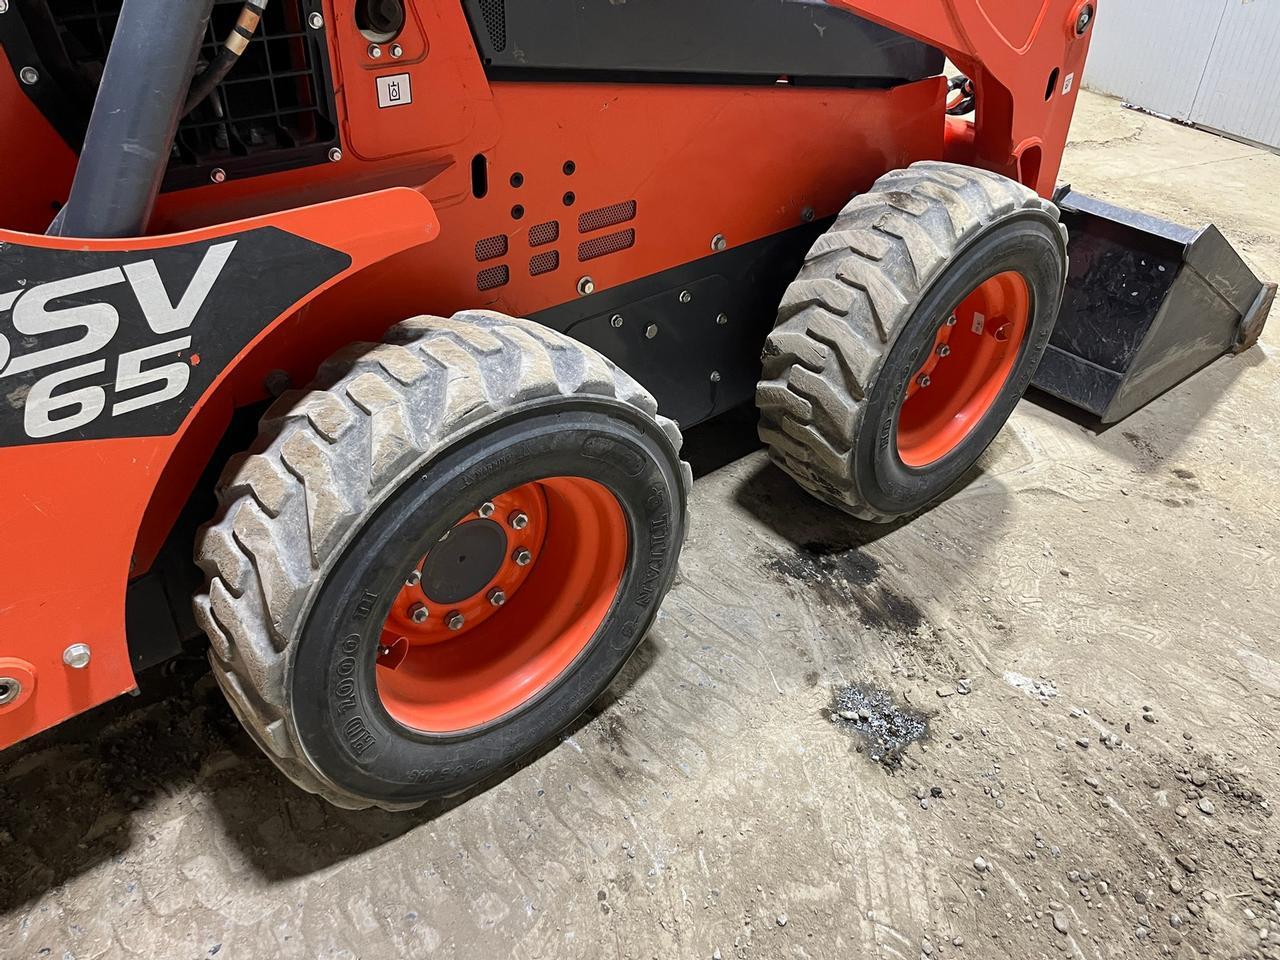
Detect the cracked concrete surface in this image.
<box><xmin>2</xmin><ymin>90</ymin><xmax>1279</xmax><ymax>959</ymax></box>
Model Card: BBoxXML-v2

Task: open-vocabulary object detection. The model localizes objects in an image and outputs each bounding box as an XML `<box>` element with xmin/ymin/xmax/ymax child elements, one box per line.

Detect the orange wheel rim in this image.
<box><xmin>375</xmin><ymin>477</ymin><xmax>628</xmax><ymax>733</ymax></box>
<box><xmin>896</xmin><ymin>270</ymin><xmax>1031</xmax><ymax>468</ymax></box>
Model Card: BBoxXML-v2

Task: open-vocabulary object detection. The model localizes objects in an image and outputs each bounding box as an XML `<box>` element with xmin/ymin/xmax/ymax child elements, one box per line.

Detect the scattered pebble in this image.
<box><xmin>1053</xmin><ymin>912</ymin><xmax>1070</xmax><ymax>935</ymax></box>
<box><xmin>1198</xmin><ymin>798</ymin><xmax>1216</xmax><ymax>816</ymax></box>
<box><xmin>1176</xmin><ymin>854</ymin><xmax>1197</xmax><ymax>874</ymax></box>
<box><xmin>974</xmin><ymin>857</ymin><xmax>990</xmax><ymax>873</ymax></box>
<box><xmin>776</xmin><ymin>914</ymin><xmax>788</xmax><ymax>927</ymax></box>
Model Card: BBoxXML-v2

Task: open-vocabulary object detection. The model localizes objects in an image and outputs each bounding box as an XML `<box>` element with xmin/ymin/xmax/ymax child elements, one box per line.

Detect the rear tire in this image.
<box><xmin>194</xmin><ymin>311</ymin><xmax>690</xmax><ymax>810</ymax></box>
<box><xmin>756</xmin><ymin>161</ymin><xmax>1067</xmax><ymax>521</ymax></box>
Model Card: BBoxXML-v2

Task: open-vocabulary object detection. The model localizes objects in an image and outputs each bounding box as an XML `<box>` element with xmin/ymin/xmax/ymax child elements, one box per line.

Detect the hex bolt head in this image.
<box><xmin>210</xmin><ymin>167</ymin><xmax>227</xmax><ymax>184</ymax></box>
<box><xmin>937</xmin><ymin>344</ymin><xmax>952</xmax><ymax>358</ymax></box>
<box><xmin>513</xmin><ymin>547</ymin><xmax>533</xmax><ymax>567</ymax></box>
<box><xmin>19</xmin><ymin>65</ymin><xmax>38</xmax><ymax>86</ymax></box>
<box><xmin>711</xmin><ymin>233</ymin><xmax>727</xmax><ymax>252</ymax></box>
<box><xmin>917</xmin><ymin>374</ymin><xmax>932</xmax><ymax>389</ymax></box>
<box><xmin>716</xmin><ymin>312</ymin><xmax>729</xmax><ymax>326</ymax></box>
<box><xmin>645</xmin><ymin>323</ymin><xmax>658</xmax><ymax>340</ymax></box>
<box><xmin>477</xmin><ymin>501</ymin><xmax>496</xmax><ymax>518</ymax></box>
<box><xmin>368</xmin><ymin>43</ymin><xmax>383</xmax><ymax>59</ymax></box>
<box><xmin>577</xmin><ymin>276</ymin><xmax>595</xmax><ymax>296</ymax></box>
<box><xmin>307</xmin><ymin>11</ymin><xmax>324</xmax><ymax>29</ymax></box>
<box><xmin>328</xmin><ymin>147</ymin><xmax>343</xmax><ymax>163</ymax></box>
<box><xmin>487</xmin><ymin>588</ymin><xmax>507</xmax><ymax>607</ymax></box>
<box><xmin>0</xmin><ymin>1</ymin><xmax>10</xmax><ymax>15</ymax></box>
<box><xmin>390</xmin><ymin>43</ymin><xmax>404</xmax><ymax>58</ymax></box>
<box><xmin>446</xmin><ymin>611</ymin><xmax>465</xmax><ymax>631</ymax></box>
<box><xmin>610</xmin><ymin>314</ymin><xmax>624</xmax><ymax>328</ymax></box>
<box><xmin>405</xmin><ymin>569</ymin><xmax>421</xmax><ymax>587</ymax></box>
<box><xmin>63</xmin><ymin>643</ymin><xmax>91</xmax><ymax>669</ymax></box>
<box><xmin>678</xmin><ymin>290</ymin><xmax>692</xmax><ymax>304</ymax></box>
<box><xmin>409</xmin><ymin>602</ymin><xmax>429</xmax><ymax>624</ymax></box>
<box><xmin>509</xmin><ymin>511</ymin><xmax>529</xmax><ymax>530</ymax></box>
<box><xmin>710</xmin><ymin>370</ymin><xmax>722</xmax><ymax>383</ymax></box>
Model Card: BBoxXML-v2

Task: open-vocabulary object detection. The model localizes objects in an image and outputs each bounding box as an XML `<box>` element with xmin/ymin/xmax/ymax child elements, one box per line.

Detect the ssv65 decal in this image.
<box><xmin>0</xmin><ymin>227</ymin><xmax>349</xmax><ymax>446</ymax></box>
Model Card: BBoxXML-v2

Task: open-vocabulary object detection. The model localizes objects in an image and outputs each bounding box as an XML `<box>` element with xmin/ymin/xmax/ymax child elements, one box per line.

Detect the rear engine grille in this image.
<box><xmin>38</xmin><ymin>0</ymin><xmax>338</xmax><ymax>189</ymax></box>
<box><xmin>529</xmin><ymin>250</ymin><xmax>559</xmax><ymax>276</ymax></box>
<box><xmin>477</xmin><ymin>264</ymin><xmax>510</xmax><ymax>291</ymax></box>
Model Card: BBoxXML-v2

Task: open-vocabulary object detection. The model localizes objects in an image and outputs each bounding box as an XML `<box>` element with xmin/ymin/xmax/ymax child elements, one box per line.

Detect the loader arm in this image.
<box><xmin>831</xmin><ymin>0</ymin><xmax>1096</xmax><ymax>194</ymax></box>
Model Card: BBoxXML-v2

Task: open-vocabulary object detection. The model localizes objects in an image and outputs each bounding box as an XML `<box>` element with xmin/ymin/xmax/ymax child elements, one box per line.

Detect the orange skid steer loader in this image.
<box><xmin>0</xmin><ymin>0</ymin><xmax>1271</xmax><ymax>809</ymax></box>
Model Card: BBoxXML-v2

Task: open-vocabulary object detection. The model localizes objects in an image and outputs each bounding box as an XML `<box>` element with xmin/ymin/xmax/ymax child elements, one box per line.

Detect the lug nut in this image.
<box><xmin>917</xmin><ymin>375</ymin><xmax>932</xmax><ymax>389</ymax></box>
<box><xmin>487</xmin><ymin>588</ymin><xmax>506</xmax><ymax>607</ymax></box>
<box><xmin>509</xmin><ymin>511</ymin><xmax>529</xmax><ymax>530</ymax></box>
<box><xmin>946</xmin><ymin>314</ymin><xmax>958</xmax><ymax>327</ymax></box>
<box><xmin>937</xmin><ymin>344</ymin><xmax>951</xmax><ymax>358</ymax></box>
<box><xmin>477</xmin><ymin>501</ymin><xmax>495</xmax><ymax>518</ymax></box>
<box><xmin>63</xmin><ymin>643</ymin><xmax>91</xmax><ymax>669</ymax></box>
<box><xmin>405</xmin><ymin>569</ymin><xmax>421</xmax><ymax>587</ymax></box>
<box><xmin>409</xmin><ymin>602</ymin><xmax>429</xmax><ymax>623</ymax></box>
<box><xmin>446</xmin><ymin>611</ymin><xmax>465</xmax><ymax>631</ymax></box>
<box><xmin>513</xmin><ymin>547</ymin><xmax>533</xmax><ymax>566</ymax></box>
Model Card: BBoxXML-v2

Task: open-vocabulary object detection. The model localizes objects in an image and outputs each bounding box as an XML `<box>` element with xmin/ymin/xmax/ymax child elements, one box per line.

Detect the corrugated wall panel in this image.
<box><xmin>1083</xmin><ymin>0</ymin><xmax>1227</xmax><ymax>119</ymax></box>
<box><xmin>1191</xmin><ymin>0</ymin><xmax>1280</xmax><ymax>149</ymax></box>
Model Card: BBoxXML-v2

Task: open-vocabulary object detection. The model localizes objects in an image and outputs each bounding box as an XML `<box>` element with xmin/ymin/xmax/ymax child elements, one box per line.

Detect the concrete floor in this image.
<box><xmin>3</xmin><ymin>90</ymin><xmax>1280</xmax><ymax>960</ymax></box>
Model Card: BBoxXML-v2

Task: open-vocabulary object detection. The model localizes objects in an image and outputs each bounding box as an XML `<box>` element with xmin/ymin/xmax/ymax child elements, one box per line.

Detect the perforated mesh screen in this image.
<box><xmin>529</xmin><ymin>250</ymin><xmax>559</xmax><ymax>276</ymax></box>
<box><xmin>578</xmin><ymin>200</ymin><xmax>637</xmax><ymax>234</ymax></box>
<box><xmin>528</xmin><ymin>221</ymin><xmax>559</xmax><ymax>247</ymax></box>
<box><xmin>478</xmin><ymin>0</ymin><xmax>507</xmax><ymax>52</ymax></box>
<box><xmin>474</xmin><ymin>234</ymin><xmax>508</xmax><ymax>262</ymax></box>
<box><xmin>477</xmin><ymin>265</ymin><xmax>510</xmax><ymax>291</ymax></box>
<box><xmin>578</xmin><ymin>229</ymin><xmax>635</xmax><ymax>262</ymax></box>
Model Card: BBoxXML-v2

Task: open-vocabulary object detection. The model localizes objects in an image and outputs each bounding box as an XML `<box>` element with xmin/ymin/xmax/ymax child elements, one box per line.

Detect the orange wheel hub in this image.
<box><xmin>897</xmin><ymin>270</ymin><xmax>1031</xmax><ymax>468</ymax></box>
<box><xmin>375</xmin><ymin>477</ymin><xmax>628</xmax><ymax>733</ymax></box>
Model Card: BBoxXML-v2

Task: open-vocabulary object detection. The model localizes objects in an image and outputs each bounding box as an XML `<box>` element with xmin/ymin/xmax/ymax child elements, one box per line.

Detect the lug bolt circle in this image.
<box><xmin>509</xmin><ymin>511</ymin><xmax>529</xmax><ymax>530</ymax></box>
<box><xmin>477</xmin><ymin>501</ymin><xmax>495</xmax><ymax>518</ymax></box>
<box><xmin>488</xmin><ymin>588</ymin><xmax>506</xmax><ymax>607</ymax></box>
<box><xmin>446</xmin><ymin>611</ymin><xmax>465</xmax><ymax>631</ymax></box>
<box><xmin>409</xmin><ymin>602</ymin><xmax>429</xmax><ymax>624</ymax></box>
<box><xmin>513</xmin><ymin>548</ymin><xmax>533</xmax><ymax>566</ymax></box>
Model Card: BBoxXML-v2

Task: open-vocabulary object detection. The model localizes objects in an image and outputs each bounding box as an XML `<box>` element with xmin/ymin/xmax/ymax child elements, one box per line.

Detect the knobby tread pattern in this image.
<box><xmin>755</xmin><ymin>161</ymin><xmax>1059</xmax><ymax>521</ymax></box>
<box><xmin>193</xmin><ymin>311</ymin><xmax>690</xmax><ymax>810</ymax></box>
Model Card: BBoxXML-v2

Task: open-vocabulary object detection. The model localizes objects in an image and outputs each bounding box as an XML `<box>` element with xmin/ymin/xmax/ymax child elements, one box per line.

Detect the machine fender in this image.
<box><xmin>0</xmin><ymin>188</ymin><xmax>439</xmax><ymax>750</ymax></box>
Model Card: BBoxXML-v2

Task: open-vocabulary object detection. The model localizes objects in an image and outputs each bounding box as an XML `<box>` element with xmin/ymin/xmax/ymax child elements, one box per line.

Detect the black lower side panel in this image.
<box><xmin>531</xmin><ymin>221</ymin><xmax>827</xmax><ymax>429</ymax></box>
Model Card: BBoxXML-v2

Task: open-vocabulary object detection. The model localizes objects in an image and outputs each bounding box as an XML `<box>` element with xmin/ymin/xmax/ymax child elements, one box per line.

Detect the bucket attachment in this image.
<box><xmin>1032</xmin><ymin>189</ymin><xmax>1275</xmax><ymax>424</ymax></box>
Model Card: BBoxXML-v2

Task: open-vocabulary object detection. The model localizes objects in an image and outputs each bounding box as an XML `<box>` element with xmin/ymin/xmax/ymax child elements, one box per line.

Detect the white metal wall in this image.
<box><xmin>1083</xmin><ymin>0</ymin><xmax>1280</xmax><ymax>149</ymax></box>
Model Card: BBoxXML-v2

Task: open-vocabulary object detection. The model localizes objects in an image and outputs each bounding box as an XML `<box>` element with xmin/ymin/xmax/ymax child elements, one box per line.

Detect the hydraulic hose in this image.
<box><xmin>184</xmin><ymin>1</ymin><xmax>270</xmax><ymax>116</ymax></box>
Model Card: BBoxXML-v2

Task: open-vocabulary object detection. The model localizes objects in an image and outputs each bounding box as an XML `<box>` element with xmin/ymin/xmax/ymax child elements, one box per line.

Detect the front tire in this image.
<box><xmin>194</xmin><ymin>312</ymin><xmax>690</xmax><ymax>810</ymax></box>
<box><xmin>756</xmin><ymin>161</ymin><xmax>1067</xmax><ymax>521</ymax></box>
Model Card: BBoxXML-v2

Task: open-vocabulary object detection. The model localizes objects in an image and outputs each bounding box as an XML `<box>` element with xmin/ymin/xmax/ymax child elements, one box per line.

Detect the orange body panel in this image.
<box><xmin>0</xmin><ymin>0</ymin><xmax>1094</xmax><ymax>744</ymax></box>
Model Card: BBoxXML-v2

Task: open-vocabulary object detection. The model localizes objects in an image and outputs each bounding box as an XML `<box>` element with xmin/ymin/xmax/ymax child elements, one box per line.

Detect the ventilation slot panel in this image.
<box><xmin>578</xmin><ymin>229</ymin><xmax>635</xmax><ymax>262</ymax></box>
<box><xmin>478</xmin><ymin>0</ymin><xmax>507</xmax><ymax>52</ymax></box>
<box><xmin>474</xmin><ymin>234</ymin><xmax>508</xmax><ymax>262</ymax></box>
<box><xmin>477</xmin><ymin>265</ymin><xmax>510</xmax><ymax>291</ymax></box>
<box><xmin>529</xmin><ymin>250</ymin><xmax>559</xmax><ymax>276</ymax></box>
<box><xmin>528</xmin><ymin>221</ymin><xmax>559</xmax><ymax>247</ymax></box>
<box><xmin>578</xmin><ymin>200</ymin><xmax>636</xmax><ymax>234</ymax></box>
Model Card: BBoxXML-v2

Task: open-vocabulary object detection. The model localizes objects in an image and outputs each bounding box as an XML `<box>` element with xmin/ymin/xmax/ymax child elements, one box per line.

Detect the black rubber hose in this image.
<box><xmin>183</xmin><ymin>0</ymin><xmax>270</xmax><ymax>117</ymax></box>
<box><xmin>52</xmin><ymin>0</ymin><xmax>214</xmax><ymax>238</ymax></box>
